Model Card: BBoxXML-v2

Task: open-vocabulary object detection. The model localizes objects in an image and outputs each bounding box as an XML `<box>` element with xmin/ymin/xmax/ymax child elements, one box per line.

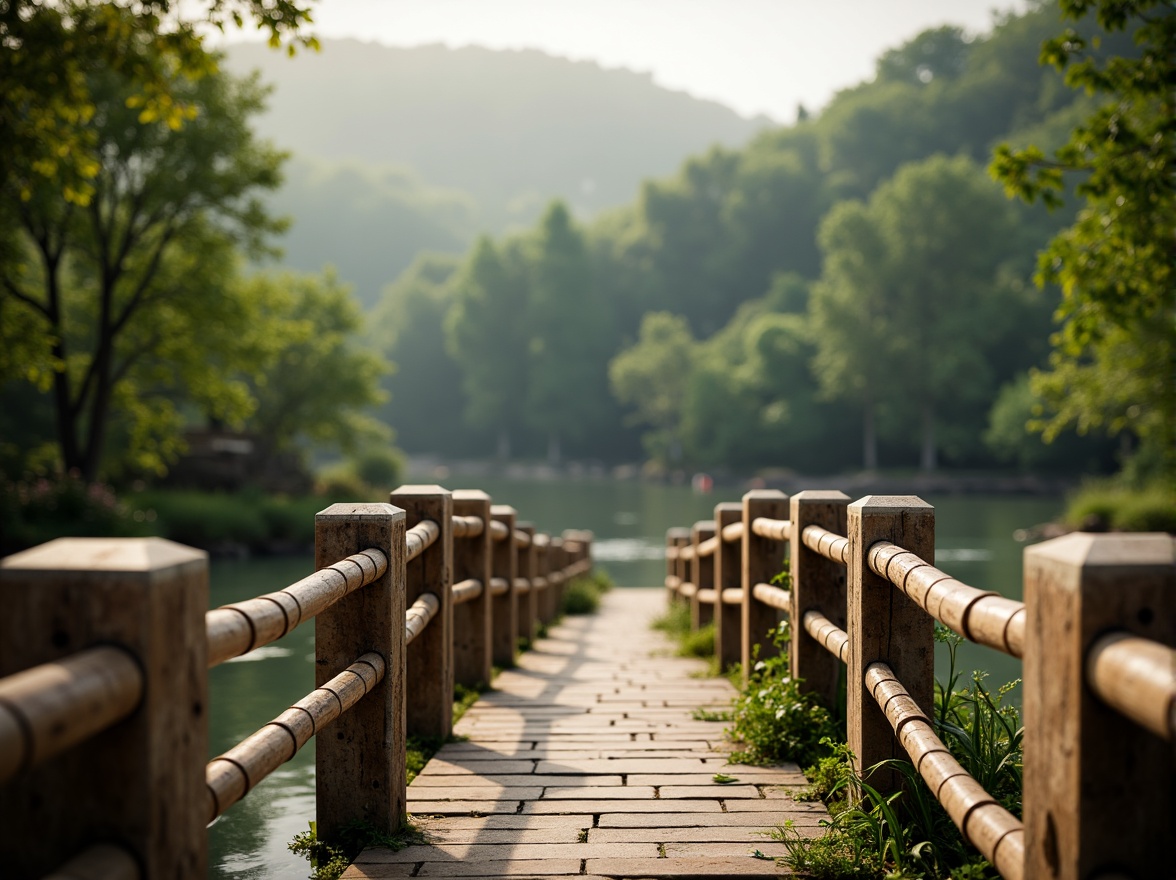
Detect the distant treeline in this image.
<box><xmin>373</xmin><ymin>5</ymin><xmax>1126</xmax><ymax>474</ymax></box>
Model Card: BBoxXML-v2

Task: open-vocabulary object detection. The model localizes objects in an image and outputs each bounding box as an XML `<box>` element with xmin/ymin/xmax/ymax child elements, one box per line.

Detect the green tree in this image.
<box><xmin>0</xmin><ymin>46</ymin><xmax>286</xmax><ymax>480</ymax></box>
<box><xmin>524</xmin><ymin>202</ymin><xmax>612</xmax><ymax>462</ymax></box>
<box><xmin>609</xmin><ymin>312</ymin><xmax>696</xmax><ymax>463</ymax></box>
<box><xmin>991</xmin><ymin>0</ymin><xmax>1176</xmax><ymax>480</ymax></box>
<box><xmin>444</xmin><ymin>236</ymin><xmax>531</xmax><ymax>458</ymax></box>
<box><xmin>371</xmin><ymin>253</ymin><xmax>475</xmax><ymax>456</ymax></box>
<box><xmin>0</xmin><ymin>0</ymin><xmax>314</xmax><ymax>208</ymax></box>
<box><xmin>241</xmin><ymin>270</ymin><xmax>389</xmax><ymax>460</ymax></box>
<box><xmin>810</xmin><ymin>155</ymin><xmax>1029</xmax><ymax>471</ymax></box>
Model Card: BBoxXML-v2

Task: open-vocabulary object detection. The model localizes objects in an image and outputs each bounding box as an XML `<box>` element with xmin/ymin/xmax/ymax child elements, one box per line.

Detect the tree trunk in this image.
<box><xmin>920</xmin><ymin>404</ymin><xmax>937</xmax><ymax>472</ymax></box>
<box><xmin>497</xmin><ymin>429</ymin><xmax>511</xmax><ymax>461</ymax></box>
<box><xmin>44</xmin><ymin>263</ymin><xmax>82</xmax><ymax>475</ymax></box>
<box><xmin>863</xmin><ymin>404</ymin><xmax>877</xmax><ymax>471</ymax></box>
<box><xmin>547</xmin><ymin>432</ymin><xmax>561</xmax><ymax>465</ymax></box>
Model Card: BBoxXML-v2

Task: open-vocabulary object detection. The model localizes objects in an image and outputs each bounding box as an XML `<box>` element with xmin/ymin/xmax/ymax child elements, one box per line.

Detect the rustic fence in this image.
<box><xmin>665</xmin><ymin>490</ymin><xmax>1175</xmax><ymax>879</ymax></box>
<box><xmin>0</xmin><ymin>484</ymin><xmax>593</xmax><ymax>879</ymax></box>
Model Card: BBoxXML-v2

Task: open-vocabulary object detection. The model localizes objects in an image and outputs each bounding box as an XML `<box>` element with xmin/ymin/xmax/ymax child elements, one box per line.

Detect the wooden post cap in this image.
<box><xmin>1</xmin><ymin>536</ymin><xmax>206</xmax><ymax>573</ymax></box>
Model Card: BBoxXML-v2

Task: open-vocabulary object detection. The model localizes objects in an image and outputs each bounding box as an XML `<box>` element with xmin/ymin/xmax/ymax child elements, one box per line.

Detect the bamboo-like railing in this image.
<box><xmin>665</xmin><ymin>489</ymin><xmax>1175</xmax><ymax>879</ymax></box>
<box><xmin>0</xmin><ymin>484</ymin><xmax>594</xmax><ymax>879</ymax></box>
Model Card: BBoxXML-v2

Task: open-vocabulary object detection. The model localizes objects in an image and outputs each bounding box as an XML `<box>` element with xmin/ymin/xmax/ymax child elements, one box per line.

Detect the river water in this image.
<box><xmin>207</xmin><ymin>476</ymin><xmax>1060</xmax><ymax>878</ymax></box>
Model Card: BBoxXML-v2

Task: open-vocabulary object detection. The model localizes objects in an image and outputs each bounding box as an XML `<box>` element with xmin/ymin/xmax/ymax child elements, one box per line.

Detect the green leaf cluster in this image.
<box><xmin>725</xmin><ymin>620</ymin><xmax>842</xmax><ymax>769</ymax></box>
<box><xmin>991</xmin><ymin>0</ymin><xmax>1176</xmax><ymax>481</ymax></box>
<box><xmin>1</xmin><ymin>11</ymin><xmax>391</xmax><ymax>485</ymax></box>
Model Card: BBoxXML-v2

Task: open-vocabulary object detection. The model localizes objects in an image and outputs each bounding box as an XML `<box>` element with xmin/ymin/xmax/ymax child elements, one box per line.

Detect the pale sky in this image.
<box><xmin>225</xmin><ymin>0</ymin><xmax>1033</xmax><ymax>122</ymax></box>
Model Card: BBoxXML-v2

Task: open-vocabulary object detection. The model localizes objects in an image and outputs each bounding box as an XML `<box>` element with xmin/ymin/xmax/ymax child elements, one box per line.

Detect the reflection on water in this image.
<box><xmin>207</xmin><ymin>478</ymin><xmax>1061</xmax><ymax>878</ymax></box>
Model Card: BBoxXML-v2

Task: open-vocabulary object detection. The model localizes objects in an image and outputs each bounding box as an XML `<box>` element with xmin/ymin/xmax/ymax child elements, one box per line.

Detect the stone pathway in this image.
<box><xmin>344</xmin><ymin>588</ymin><xmax>825</xmax><ymax>878</ymax></box>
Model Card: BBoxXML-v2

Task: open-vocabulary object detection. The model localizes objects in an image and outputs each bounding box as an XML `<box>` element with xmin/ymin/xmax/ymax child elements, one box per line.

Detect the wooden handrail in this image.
<box><xmin>406</xmin><ymin>519</ymin><xmax>441</xmax><ymax>562</ymax></box>
<box><xmin>751</xmin><ymin>516</ymin><xmax>791</xmax><ymax>541</ymax></box>
<box><xmin>1087</xmin><ymin>631</ymin><xmax>1176</xmax><ymax>740</ymax></box>
<box><xmin>801</xmin><ymin>523</ymin><xmax>849</xmax><ymax>565</ymax></box>
<box><xmin>801</xmin><ymin>609</ymin><xmax>848</xmax><ymax>663</ymax></box>
<box><xmin>751</xmin><ymin>582</ymin><xmax>789</xmax><ymax>611</ymax></box>
<box><xmin>0</xmin><ymin>491</ymin><xmax>595</xmax><ymax>876</ymax></box>
<box><xmin>206</xmin><ymin>548</ymin><xmax>388</xmax><ymax>667</ymax></box>
<box><xmin>205</xmin><ymin>652</ymin><xmax>385</xmax><ymax>822</ymax></box>
<box><xmin>866</xmin><ymin>662</ymin><xmax>1025</xmax><ymax>880</ymax></box>
<box><xmin>451</xmin><ymin>515</ymin><xmax>485</xmax><ymax>538</ymax></box>
<box><xmin>405</xmin><ymin>593</ymin><xmax>440</xmax><ymax>645</ymax></box>
<box><xmin>695</xmin><ymin>535</ymin><xmax>720</xmax><ymax>558</ymax></box>
<box><xmin>0</xmin><ymin>646</ymin><xmax>143</xmax><ymax>784</ymax></box>
<box><xmin>720</xmin><ymin>521</ymin><xmax>745</xmax><ymax>543</ymax></box>
<box><xmin>452</xmin><ymin>578</ymin><xmax>483</xmax><ymax>605</ymax></box>
<box><xmin>867</xmin><ymin>540</ymin><xmax>1025</xmax><ymax>658</ymax></box>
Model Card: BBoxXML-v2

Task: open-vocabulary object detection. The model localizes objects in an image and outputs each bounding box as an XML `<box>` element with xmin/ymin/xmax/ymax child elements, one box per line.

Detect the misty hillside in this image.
<box><xmin>225</xmin><ymin>40</ymin><xmax>767</xmax><ymax>221</ymax></box>
<box><xmin>223</xmin><ymin>41</ymin><xmax>769</xmax><ymax>304</ymax></box>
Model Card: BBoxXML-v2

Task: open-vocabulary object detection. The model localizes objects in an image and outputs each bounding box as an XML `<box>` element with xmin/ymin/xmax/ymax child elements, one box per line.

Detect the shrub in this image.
<box><xmin>561</xmin><ymin>577</ymin><xmax>601</xmax><ymax>614</ymax></box>
<box><xmin>134</xmin><ymin>489</ymin><xmax>268</xmax><ymax>548</ymax></box>
<box><xmin>1</xmin><ymin>473</ymin><xmax>141</xmax><ymax>554</ymax></box>
<box><xmin>352</xmin><ymin>447</ymin><xmax>404</xmax><ymax>491</ymax></box>
<box><xmin>726</xmin><ymin>620</ymin><xmax>840</xmax><ymax>768</ymax></box>
<box><xmin>1063</xmin><ymin>479</ymin><xmax>1176</xmax><ymax>533</ymax></box>
<box><xmin>775</xmin><ymin>626</ymin><xmax>1022</xmax><ymax>879</ymax></box>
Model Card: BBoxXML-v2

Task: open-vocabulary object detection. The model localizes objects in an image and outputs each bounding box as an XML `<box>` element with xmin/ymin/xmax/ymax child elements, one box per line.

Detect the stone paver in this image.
<box><xmin>346</xmin><ymin>588</ymin><xmax>825</xmax><ymax>879</ymax></box>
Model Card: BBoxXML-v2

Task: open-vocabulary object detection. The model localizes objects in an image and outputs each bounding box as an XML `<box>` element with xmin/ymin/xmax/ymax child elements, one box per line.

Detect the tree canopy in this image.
<box><xmin>992</xmin><ymin>0</ymin><xmax>1175</xmax><ymax>480</ymax></box>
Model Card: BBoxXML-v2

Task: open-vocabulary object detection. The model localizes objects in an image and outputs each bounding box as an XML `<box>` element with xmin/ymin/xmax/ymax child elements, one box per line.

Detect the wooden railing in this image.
<box><xmin>665</xmin><ymin>489</ymin><xmax>1175</xmax><ymax>879</ymax></box>
<box><xmin>0</xmin><ymin>483</ymin><xmax>593</xmax><ymax>879</ymax></box>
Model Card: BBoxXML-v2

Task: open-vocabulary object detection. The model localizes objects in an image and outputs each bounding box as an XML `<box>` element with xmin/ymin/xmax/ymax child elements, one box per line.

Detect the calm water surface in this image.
<box><xmin>207</xmin><ymin>477</ymin><xmax>1060</xmax><ymax>878</ymax></box>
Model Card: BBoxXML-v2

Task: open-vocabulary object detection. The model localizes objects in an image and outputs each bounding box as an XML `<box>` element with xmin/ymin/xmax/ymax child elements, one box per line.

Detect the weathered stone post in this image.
<box><xmin>517</xmin><ymin>522</ymin><xmax>538</xmax><ymax>646</ymax></box>
<box><xmin>315</xmin><ymin>503</ymin><xmax>406</xmax><ymax>839</ymax></box>
<box><xmin>1023</xmin><ymin>532</ymin><xmax>1175</xmax><ymax>879</ymax></box>
<box><xmin>490</xmin><ymin>505</ymin><xmax>518</xmax><ymax>668</ymax></box>
<box><xmin>713</xmin><ymin>502</ymin><xmax>743</xmax><ymax>672</ymax></box>
<box><xmin>741</xmin><ymin>489</ymin><xmax>789</xmax><ymax>678</ymax></box>
<box><xmin>668</xmin><ymin>527</ymin><xmax>690</xmax><ymax>604</ymax></box>
<box><xmin>691</xmin><ymin>520</ymin><xmax>716</xmax><ymax>631</ymax></box>
<box><xmin>391</xmin><ymin>485</ymin><xmax>453</xmax><ymax>741</ymax></box>
<box><xmin>790</xmin><ymin>491</ymin><xmax>849</xmax><ymax>708</ymax></box>
<box><xmin>452</xmin><ymin>490</ymin><xmax>493</xmax><ymax>688</ymax></box>
<box><xmin>0</xmin><ymin>538</ymin><xmax>209</xmax><ymax>877</ymax></box>
<box><xmin>846</xmin><ymin>496</ymin><xmax>934</xmax><ymax>794</ymax></box>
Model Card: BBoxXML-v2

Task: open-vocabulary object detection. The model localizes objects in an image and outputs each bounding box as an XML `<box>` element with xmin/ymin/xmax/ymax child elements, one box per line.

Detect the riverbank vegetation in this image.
<box><xmin>718</xmin><ymin>625</ymin><xmax>1023</xmax><ymax>879</ymax></box>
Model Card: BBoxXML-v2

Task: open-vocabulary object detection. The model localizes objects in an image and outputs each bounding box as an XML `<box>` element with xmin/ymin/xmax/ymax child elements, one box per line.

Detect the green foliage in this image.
<box><xmin>312</xmin><ymin>445</ymin><xmax>404</xmax><ymax>503</ymax></box>
<box><xmin>726</xmin><ymin>622</ymin><xmax>840</xmax><ymax>768</ymax></box>
<box><xmin>692</xmin><ymin>708</ymin><xmax>731</xmax><ymax>722</ymax></box>
<box><xmin>651</xmin><ymin>601</ymin><xmax>716</xmax><ymax>661</ymax></box>
<box><xmin>933</xmin><ymin>628</ymin><xmax>1023</xmax><ymax>815</ymax></box>
<box><xmin>776</xmin><ymin>628</ymin><xmax>1023</xmax><ymax>879</ymax></box>
<box><xmin>240</xmin><ymin>270</ymin><xmax>391</xmax><ymax>460</ymax></box>
<box><xmin>1</xmin><ymin>35</ymin><xmax>288</xmax><ymax>481</ymax></box>
<box><xmin>810</xmin><ymin>154</ymin><xmax>1034</xmax><ymax>471</ymax></box>
<box><xmin>991</xmin><ymin>0</ymin><xmax>1176</xmax><ymax>480</ymax></box>
<box><xmin>370</xmin><ymin>254</ymin><xmax>473</xmax><ymax>457</ymax></box>
<box><xmin>289</xmin><ymin>818</ymin><xmax>427</xmax><ymax>880</ymax></box>
<box><xmin>680</xmin><ymin>624</ymin><xmax>716</xmax><ymax>659</ymax></box>
<box><xmin>560</xmin><ymin>572</ymin><xmax>611</xmax><ymax>616</ymax></box>
<box><xmin>1063</xmin><ymin>479</ymin><xmax>1176</xmax><ymax>533</ymax></box>
<box><xmin>0</xmin><ymin>473</ymin><xmax>143</xmax><ymax>554</ymax></box>
<box><xmin>0</xmin><ymin>0</ymin><xmax>313</xmax><ymax>209</ymax></box>
<box><xmin>129</xmin><ymin>489</ymin><xmax>322</xmax><ymax>551</ymax></box>
<box><xmin>453</xmin><ymin>682</ymin><xmax>486</xmax><ymax>724</ymax></box>
<box><xmin>609</xmin><ymin>312</ymin><xmax>695</xmax><ymax>462</ymax></box>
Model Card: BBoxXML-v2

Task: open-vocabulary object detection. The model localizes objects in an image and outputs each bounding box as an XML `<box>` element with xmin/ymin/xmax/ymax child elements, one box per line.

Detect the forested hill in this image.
<box><xmin>222</xmin><ymin>41</ymin><xmax>768</xmax><ymax>304</ymax></box>
<box><xmin>376</xmin><ymin>5</ymin><xmax>1138</xmax><ymax>473</ymax></box>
